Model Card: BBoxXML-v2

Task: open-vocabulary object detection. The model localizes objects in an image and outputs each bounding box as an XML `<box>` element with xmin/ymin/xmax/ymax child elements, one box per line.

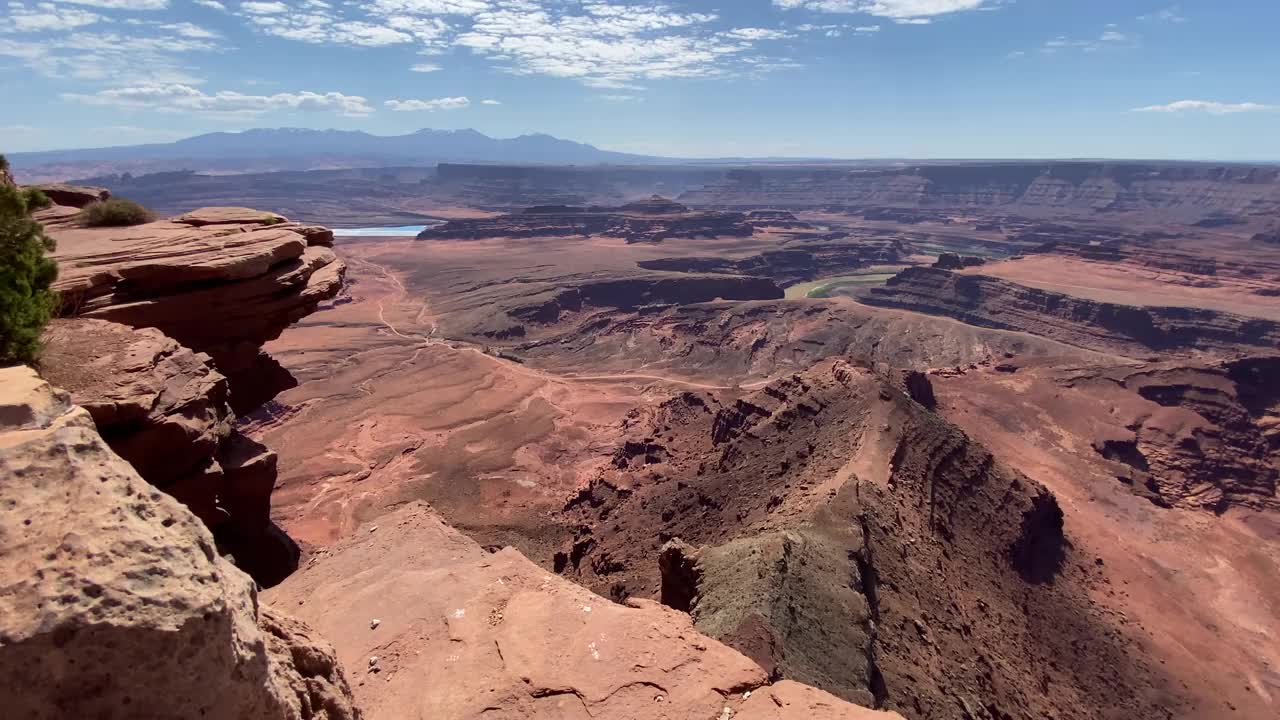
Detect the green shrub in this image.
<box><xmin>23</xmin><ymin>188</ymin><xmax>51</xmax><ymax>211</ymax></box>
<box><xmin>0</xmin><ymin>164</ymin><xmax>59</xmax><ymax>364</ymax></box>
<box><xmin>78</xmin><ymin>197</ymin><xmax>156</xmax><ymax>227</ymax></box>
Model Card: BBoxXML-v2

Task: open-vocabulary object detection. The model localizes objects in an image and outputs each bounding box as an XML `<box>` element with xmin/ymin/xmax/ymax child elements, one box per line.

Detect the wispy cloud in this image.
<box><xmin>773</xmin><ymin>0</ymin><xmax>997</xmax><ymax>21</ymax></box>
<box><xmin>6</xmin><ymin>3</ymin><xmax>103</xmax><ymax>32</ymax></box>
<box><xmin>384</xmin><ymin>96</ymin><xmax>471</xmax><ymax>111</ymax></box>
<box><xmin>240</xmin><ymin>1</ymin><xmax>288</xmax><ymax>14</ymax></box>
<box><xmin>64</xmin><ymin>84</ymin><xmax>375</xmax><ymax>116</ymax></box>
<box><xmin>1134</xmin><ymin>100</ymin><xmax>1273</xmax><ymax>115</ymax></box>
<box><xmin>1138</xmin><ymin>5</ymin><xmax>1186</xmax><ymax>23</ymax></box>
<box><xmin>410</xmin><ymin>62</ymin><xmax>442</xmax><ymax>72</ymax></box>
<box><xmin>55</xmin><ymin>0</ymin><xmax>168</xmax><ymax>8</ymax></box>
<box><xmin>0</xmin><ymin>28</ymin><xmax>218</xmax><ymax>83</ymax></box>
<box><xmin>1034</xmin><ymin>25</ymin><xmax>1138</xmax><ymax>54</ymax></box>
<box><xmin>480</xmin><ymin>98</ymin><xmax>501</xmax><ymax>105</ymax></box>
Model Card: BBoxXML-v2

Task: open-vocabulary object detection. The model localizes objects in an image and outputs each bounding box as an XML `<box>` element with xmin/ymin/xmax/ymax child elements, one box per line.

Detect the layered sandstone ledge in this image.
<box><xmin>37</xmin><ymin>200</ymin><xmax>345</xmax><ymax>413</ymax></box>
<box><xmin>23</xmin><ymin>192</ymin><xmax>347</xmax><ymax>585</ymax></box>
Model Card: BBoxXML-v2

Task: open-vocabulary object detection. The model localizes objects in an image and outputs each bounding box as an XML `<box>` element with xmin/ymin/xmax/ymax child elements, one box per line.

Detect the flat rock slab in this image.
<box><xmin>266</xmin><ymin>502</ymin><xmax>899</xmax><ymax>720</ymax></box>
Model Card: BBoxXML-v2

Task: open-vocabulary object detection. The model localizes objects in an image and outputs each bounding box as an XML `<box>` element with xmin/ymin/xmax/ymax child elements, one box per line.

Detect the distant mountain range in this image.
<box><xmin>5</xmin><ymin>128</ymin><xmax>666</xmax><ymax>182</ymax></box>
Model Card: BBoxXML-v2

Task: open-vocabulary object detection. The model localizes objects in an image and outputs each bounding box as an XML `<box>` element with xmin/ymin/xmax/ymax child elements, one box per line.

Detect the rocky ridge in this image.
<box><xmin>555</xmin><ymin>359</ymin><xmax>1175</xmax><ymax>720</ymax></box>
<box><xmin>0</xmin><ymin>366</ymin><xmax>359</xmax><ymax>720</ymax></box>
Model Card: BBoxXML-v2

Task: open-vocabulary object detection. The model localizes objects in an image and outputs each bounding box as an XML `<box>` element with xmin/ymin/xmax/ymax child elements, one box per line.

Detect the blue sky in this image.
<box><xmin>2</xmin><ymin>1</ymin><xmax>1277</xmax><ymax>159</ymax></box>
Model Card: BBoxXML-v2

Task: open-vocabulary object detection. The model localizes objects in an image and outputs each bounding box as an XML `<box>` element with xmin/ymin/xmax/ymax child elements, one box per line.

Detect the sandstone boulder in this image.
<box><xmin>31</xmin><ymin>182</ymin><xmax>110</xmax><ymax>208</ymax></box>
<box><xmin>266</xmin><ymin>502</ymin><xmax>899</xmax><ymax>720</ymax></box>
<box><xmin>0</xmin><ymin>366</ymin><xmax>359</xmax><ymax>719</ymax></box>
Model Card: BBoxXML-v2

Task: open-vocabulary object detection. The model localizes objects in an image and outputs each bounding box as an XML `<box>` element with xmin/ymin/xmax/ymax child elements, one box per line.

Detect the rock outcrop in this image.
<box><xmin>860</xmin><ymin>267</ymin><xmax>1280</xmax><ymax>357</ymax></box>
<box><xmin>265</xmin><ymin>501</ymin><xmax>898</xmax><ymax>720</ymax></box>
<box><xmin>932</xmin><ymin>253</ymin><xmax>985</xmax><ymax>270</ymax></box>
<box><xmin>31</xmin><ymin>182</ymin><xmax>110</xmax><ymax>208</ymax></box>
<box><xmin>1026</xmin><ymin>357</ymin><xmax>1280</xmax><ymax>511</ymax></box>
<box><xmin>0</xmin><ymin>366</ymin><xmax>359</xmax><ymax>720</ymax></box>
<box><xmin>747</xmin><ymin>210</ymin><xmax>814</xmax><ymax>229</ymax></box>
<box><xmin>559</xmin><ymin>359</ymin><xmax>1174</xmax><ymax>720</ymax></box>
<box><xmin>37</xmin><ymin>318</ymin><xmax>299</xmax><ymax>585</ymax></box>
<box><xmin>419</xmin><ymin>196</ymin><xmax>753</xmax><ymax>243</ymax></box>
<box><xmin>40</xmin><ymin>201</ymin><xmax>346</xmax><ymax>412</ymax></box>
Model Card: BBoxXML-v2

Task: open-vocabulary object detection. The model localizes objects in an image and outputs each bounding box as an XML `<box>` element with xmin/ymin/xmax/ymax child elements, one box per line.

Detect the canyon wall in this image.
<box><xmin>679</xmin><ymin>163</ymin><xmax>1280</xmax><ymax>218</ymax></box>
<box><xmin>859</xmin><ymin>267</ymin><xmax>1280</xmax><ymax>357</ymax></box>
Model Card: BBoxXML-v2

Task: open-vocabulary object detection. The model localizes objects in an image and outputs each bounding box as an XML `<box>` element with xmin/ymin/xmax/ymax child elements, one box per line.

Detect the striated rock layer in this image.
<box><xmin>678</xmin><ymin>162</ymin><xmax>1280</xmax><ymax>218</ymax></box>
<box><xmin>37</xmin><ymin>318</ymin><xmax>299</xmax><ymax>585</ymax></box>
<box><xmin>637</xmin><ymin>238</ymin><xmax>906</xmax><ymax>288</ymax></box>
<box><xmin>266</xmin><ymin>501</ymin><xmax>899</xmax><ymax>720</ymax></box>
<box><xmin>419</xmin><ymin>195</ymin><xmax>753</xmax><ymax>243</ymax></box>
<box><xmin>860</xmin><ymin>267</ymin><xmax>1280</xmax><ymax>358</ymax></box>
<box><xmin>39</xmin><ymin>202</ymin><xmax>345</xmax><ymax>412</ymax></box>
<box><xmin>0</xmin><ymin>366</ymin><xmax>359</xmax><ymax>720</ymax></box>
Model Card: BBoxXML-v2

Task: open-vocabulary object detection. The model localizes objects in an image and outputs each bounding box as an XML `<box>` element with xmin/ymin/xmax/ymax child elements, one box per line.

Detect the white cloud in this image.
<box><xmin>724</xmin><ymin>27</ymin><xmax>795</xmax><ymax>41</ymax></box>
<box><xmin>796</xmin><ymin>22</ymin><xmax>880</xmax><ymax>37</ymax></box>
<box><xmin>6</xmin><ymin>3</ymin><xmax>103</xmax><ymax>32</ymax></box>
<box><xmin>384</xmin><ymin>96</ymin><xmax>470</xmax><ymax>111</ymax></box>
<box><xmin>195</xmin><ymin>0</ymin><xmax>228</xmax><ymax>10</ymax></box>
<box><xmin>241</xmin><ymin>4</ymin><xmax>447</xmax><ymax>47</ymax></box>
<box><xmin>0</xmin><ymin>26</ymin><xmax>217</xmax><ymax>83</ymax></box>
<box><xmin>161</xmin><ymin>22</ymin><xmax>220</xmax><ymax>39</ymax></box>
<box><xmin>240</xmin><ymin>1</ymin><xmax>287</xmax><ymax>13</ymax></box>
<box><xmin>65</xmin><ymin>84</ymin><xmax>375</xmax><ymax>116</ymax></box>
<box><xmin>1037</xmin><ymin>26</ymin><xmax>1137</xmax><ymax>54</ymax></box>
<box><xmin>1134</xmin><ymin>100</ymin><xmax>1273</xmax><ymax>115</ymax></box>
<box><xmin>480</xmin><ymin>98</ymin><xmax>501</xmax><ymax>105</ymax></box>
<box><xmin>226</xmin><ymin>1</ymin><xmax>798</xmax><ymax>88</ymax></box>
<box><xmin>447</xmin><ymin>3</ymin><xmax>755</xmax><ymax>88</ymax></box>
<box><xmin>55</xmin><ymin>0</ymin><xmax>168</xmax><ymax>8</ymax></box>
<box><xmin>1139</xmin><ymin>5</ymin><xmax>1186</xmax><ymax>23</ymax></box>
<box><xmin>410</xmin><ymin>62</ymin><xmax>441</xmax><ymax>72</ymax></box>
<box><xmin>773</xmin><ymin>0</ymin><xmax>994</xmax><ymax>20</ymax></box>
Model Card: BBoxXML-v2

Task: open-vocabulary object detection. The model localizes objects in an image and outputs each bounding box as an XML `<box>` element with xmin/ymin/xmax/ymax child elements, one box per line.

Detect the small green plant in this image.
<box><xmin>78</xmin><ymin>197</ymin><xmax>156</xmax><ymax>227</ymax></box>
<box><xmin>0</xmin><ymin>156</ymin><xmax>59</xmax><ymax>364</ymax></box>
<box><xmin>22</xmin><ymin>188</ymin><xmax>51</xmax><ymax>211</ymax></box>
<box><xmin>261</xmin><ymin>215</ymin><xmax>285</xmax><ymax>226</ymax></box>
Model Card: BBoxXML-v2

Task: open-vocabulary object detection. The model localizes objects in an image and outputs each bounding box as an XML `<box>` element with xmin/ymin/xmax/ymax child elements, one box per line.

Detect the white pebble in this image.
<box><xmin>370</xmin><ymin>618</ymin><xmax>381</xmax><ymax>630</ymax></box>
